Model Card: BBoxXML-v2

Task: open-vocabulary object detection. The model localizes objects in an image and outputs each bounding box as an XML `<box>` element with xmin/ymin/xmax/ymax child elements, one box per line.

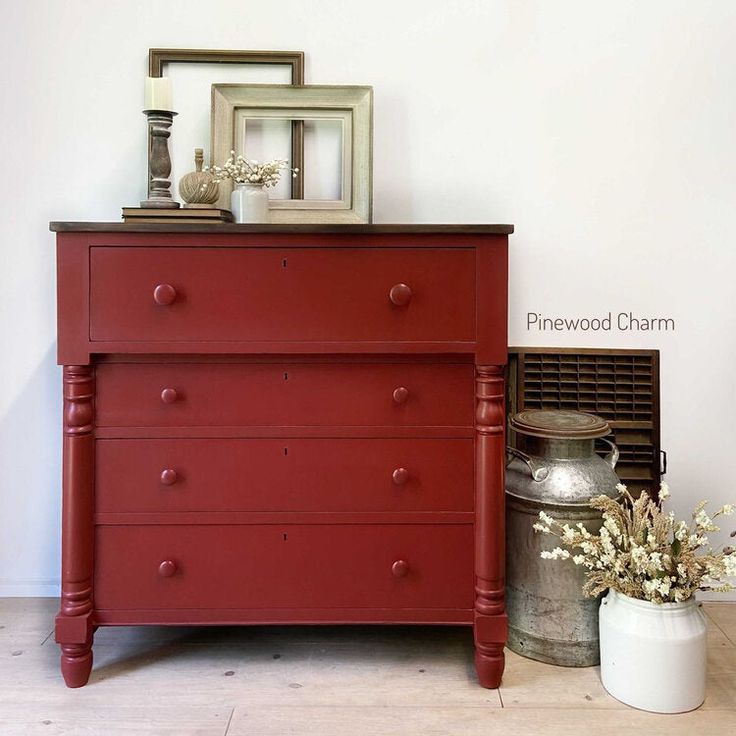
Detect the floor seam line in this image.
<box><xmin>706</xmin><ymin>614</ymin><xmax>735</xmax><ymax>645</ymax></box>
<box><xmin>223</xmin><ymin>706</ymin><xmax>235</xmax><ymax>736</ymax></box>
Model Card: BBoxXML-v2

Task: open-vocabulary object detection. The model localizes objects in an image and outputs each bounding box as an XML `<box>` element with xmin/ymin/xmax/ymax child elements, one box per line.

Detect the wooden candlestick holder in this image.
<box><xmin>141</xmin><ymin>110</ymin><xmax>180</xmax><ymax>209</ymax></box>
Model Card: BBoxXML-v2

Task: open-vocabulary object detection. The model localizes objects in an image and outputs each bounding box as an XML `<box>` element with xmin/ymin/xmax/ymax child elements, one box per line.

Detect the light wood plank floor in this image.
<box><xmin>1</xmin><ymin>598</ymin><xmax>734</xmax><ymax>735</ymax></box>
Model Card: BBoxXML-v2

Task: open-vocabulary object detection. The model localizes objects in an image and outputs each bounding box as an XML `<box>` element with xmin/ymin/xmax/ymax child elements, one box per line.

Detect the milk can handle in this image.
<box><xmin>600</xmin><ymin>438</ymin><xmax>619</xmax><ymax>470</ymax></box>
<box><xmin>505</xmin><ymin>447</ymin><xmax>549</xmax><ymax>482</ymax></box>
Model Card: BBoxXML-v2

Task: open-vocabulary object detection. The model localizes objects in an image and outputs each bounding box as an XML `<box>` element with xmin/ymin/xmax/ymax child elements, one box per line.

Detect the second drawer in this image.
<box><xmin>96</xmin><ymin>438</ymin><xmax>474</xmax><ymax>513</ymax></box>
<box><xmin>95</xmin><ymin>362</ymin><xmax>474</xmax><ymax>428</ymax></box>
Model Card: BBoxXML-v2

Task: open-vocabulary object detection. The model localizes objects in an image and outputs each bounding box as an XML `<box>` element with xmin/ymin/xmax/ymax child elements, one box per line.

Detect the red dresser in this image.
<box><xmin>51</xmin><ymin>222</ymin><xmax>512</xmax><ymax>688</ymax></box>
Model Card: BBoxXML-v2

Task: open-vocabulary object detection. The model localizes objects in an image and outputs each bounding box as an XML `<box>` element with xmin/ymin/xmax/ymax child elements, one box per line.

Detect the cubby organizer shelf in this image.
<box><xmin>508</xmin><ymin>348</ymin><xmax>662</xmax><ymax>496</ymax></box>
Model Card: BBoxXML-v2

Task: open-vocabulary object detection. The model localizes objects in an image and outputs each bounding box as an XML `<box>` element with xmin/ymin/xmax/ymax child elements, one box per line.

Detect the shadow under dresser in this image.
<box><xmin>49</xmin><ymin>222</ymin><xmax>512</xmax><ymax>688</ymax></box>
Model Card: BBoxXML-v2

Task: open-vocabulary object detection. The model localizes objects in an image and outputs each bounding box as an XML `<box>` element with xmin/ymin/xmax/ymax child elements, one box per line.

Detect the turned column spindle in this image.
<box><xmin>55</xmin><ymin>365</ymin><xmax>96</xmax><ymax>688</ymax></box>
<box><xmin>473</xmin><ymin>364</ymin><xmax>508</xmax><ymax>689</ymax></box>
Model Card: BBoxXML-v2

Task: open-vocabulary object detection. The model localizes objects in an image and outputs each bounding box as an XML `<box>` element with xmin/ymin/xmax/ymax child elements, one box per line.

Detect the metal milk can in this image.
<box><xmin>505</xmin><ymin>409</ymin><xmax>620</xmax><ymax>666</ymax></box>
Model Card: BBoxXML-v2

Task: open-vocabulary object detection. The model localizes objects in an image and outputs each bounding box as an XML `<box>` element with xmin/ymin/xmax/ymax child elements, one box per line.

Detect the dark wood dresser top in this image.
<box><xmin>50</xmin><ymin>222</ymin><xmax>514</xmax><ymax>235</ymax></box>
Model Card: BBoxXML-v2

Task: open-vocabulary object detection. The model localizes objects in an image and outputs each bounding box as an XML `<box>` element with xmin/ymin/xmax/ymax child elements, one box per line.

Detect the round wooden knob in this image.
<box><xmin>389</xmin><ymin>283</ymin><xmax>412</xmax><ymax>306</ymax></box>
<box><xmin>160</xmin><ymin>388</ymin><xmax>178</xmax><ymax>404</ymax></box>
<box><xmin>392</xmin><ymin>386</ymin><xmax>409</xmax><ymax>404</ymax></box>
<box><xmin>160</xmin><ymin>468</ymin><xmax>178</xmax><ymax>486</ymax></box>
<box><xmin>153</xmin><ymin>284</ymin><xmax>177</xmax><ymax>306</ymax></box>
<box><xmin>391</xmin><ymin>560</ymin><xmax>410</xmax><ymax>578</ymax></box>
<box><xmin>392</xmin><ymin>467</ymin><xmax>410</xmax><ymax>485</ymax></box>
<box><xmin>158</xmin><ymin>560</ymin><xmax>177</xmax><ymax>577</ymax></box>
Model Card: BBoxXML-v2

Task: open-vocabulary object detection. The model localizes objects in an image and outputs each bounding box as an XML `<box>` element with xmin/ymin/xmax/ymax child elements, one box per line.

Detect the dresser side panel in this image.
<box><xmin>476</xmin><ymin>236</ymin><xmax>509</xmax><ymax>366</ymax></box>
<box><xmin>56</xmin><ymin>234</ymin><xmax>91</xmax><ymax>365</ymax></box>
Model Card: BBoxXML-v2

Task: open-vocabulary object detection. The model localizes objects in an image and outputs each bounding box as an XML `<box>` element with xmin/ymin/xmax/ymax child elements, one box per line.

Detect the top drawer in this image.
<box><xmin>89</xmin><ymin>247</ymin><xmax>476</xmax><ymax>343</ymax></box>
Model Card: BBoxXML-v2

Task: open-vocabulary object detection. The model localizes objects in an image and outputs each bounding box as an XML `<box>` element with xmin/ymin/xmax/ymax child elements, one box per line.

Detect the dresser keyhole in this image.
<box><xmin>283</xmin><ymin>372</ymin><xmax>289</xmax><ymax>381</ymax></box>
<box><xmin>283</xmin><ymin>533</ymin><xmax>288</xmax><ymax>541</ymax></box>
<box><xmin>283</xmin><ymin>446</ymin><xmax>288</xmax><ymax>456</ymax></box>
<box><xmin>282</xmin><ymin>258</ymin><xmax>288</xmax><ymax>268</ymax></box>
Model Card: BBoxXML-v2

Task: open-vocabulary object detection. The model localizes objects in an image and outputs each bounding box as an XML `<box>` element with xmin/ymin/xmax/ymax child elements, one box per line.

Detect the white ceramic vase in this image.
<box><xmin>231</xmin><ymin>182</ymin><xmax>269</xmax><ymax>223</ymax></box>
<box><xmin>599</xmin><ymin>588</ymin><xmax>707</xmax><ymax>713</ymax></box>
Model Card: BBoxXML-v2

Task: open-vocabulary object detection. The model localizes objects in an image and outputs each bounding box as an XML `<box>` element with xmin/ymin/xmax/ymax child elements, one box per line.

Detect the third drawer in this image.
<box><xmin>95</xmin><ymin>362</ymin><xmax>474</xmax><ymax>428</ymax></box>
<box><xmin>96</xmin><ymin>438</ymin><xmax>474</xmax><ymax>513</ymax></box>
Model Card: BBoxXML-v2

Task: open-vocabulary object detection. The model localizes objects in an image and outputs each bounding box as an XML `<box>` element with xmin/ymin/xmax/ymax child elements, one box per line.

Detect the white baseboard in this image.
<box><xmin>0</xmin><ymin>579</ymin><xmax>60</xmax><ymax>597</ymax></box>
<box><xmin>699</xmin><ymin>591</ymin><xmax>736</xmax><ymax>602</ymax></box>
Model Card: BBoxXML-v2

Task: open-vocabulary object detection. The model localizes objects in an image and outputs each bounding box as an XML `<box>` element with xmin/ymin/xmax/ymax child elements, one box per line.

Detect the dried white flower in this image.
<box><xmin>647</xmin><ymin>551</ymin><xmax>664</xmax><ymax>573</ymax></box>
<box><xmin>695</xmin><ymin>509</ymin><xmax>713</xmax><ymax>528</ymax></box>
<box><xmin>603</xmin><ymin>516</ymin><xmax>622</xmax><ymax>542</ymax></box>
<box><xmin>540</xmin><ymin>548</ymin><xmax>570</xmax><ymax>560</ymax></box>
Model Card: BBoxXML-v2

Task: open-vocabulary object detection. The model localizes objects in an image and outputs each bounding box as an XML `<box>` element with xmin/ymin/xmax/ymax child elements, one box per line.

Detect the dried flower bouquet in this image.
<box><xmin>534</xmin><ymin>483</ymin><xmax>736</xmax><ymax>603</ymax></box>
<box><xmin>206</xmin><ymin>150</ymin><xmax>299</xmax><ymax>187</ymax></box>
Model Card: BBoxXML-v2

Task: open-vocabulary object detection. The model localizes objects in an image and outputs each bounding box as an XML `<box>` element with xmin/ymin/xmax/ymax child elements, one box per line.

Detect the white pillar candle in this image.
<box><xmin>144</xmin><ymin>76</ymin><xmax>173</xmax><ymax>112</ymax></box>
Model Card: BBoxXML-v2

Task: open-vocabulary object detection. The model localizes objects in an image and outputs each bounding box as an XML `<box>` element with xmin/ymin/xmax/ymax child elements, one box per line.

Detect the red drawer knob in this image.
<box><xmin>153</xmin><ymin>283</ymin><xmax>177</xmax><ymax>306</ymax></box>
<box><xmin>392</xmin><ymin>467</ymin><xmax>410</xmax><ymax>485</ymax></box>
<box><xmin>160</xmin><ymin>388</ymin><xmax>178</xmax><ymax>404</ymax></box>
<box><xmin>391</xmin><ymin>560</ymin><xmax>410</xmax><ymax>578</ymax></box>
<box><xmin>389</xmin><ymin>283</ymin><xmax>412</xmax><ymax>306</ymax></box>
<box><xmin>392</xmin><ymin>386</ymin><xmax>410</xmax><ymax>404</ymax></box>
<box><xmin>160</xmin><ymin>468</ymin><xmax>178</xmax><ymax>486</ymax></box>
<box><xmin>158</xmin><ymin>560</ymin><xmax>177</xmax><ymax>577</ymax></box>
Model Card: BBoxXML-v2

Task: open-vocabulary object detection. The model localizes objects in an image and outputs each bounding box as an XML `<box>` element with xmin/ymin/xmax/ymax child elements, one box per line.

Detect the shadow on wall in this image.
<box><xmin>0</xmin><ymin>343</ymin><xmax>62</xmax><ymax>596</ymax></box>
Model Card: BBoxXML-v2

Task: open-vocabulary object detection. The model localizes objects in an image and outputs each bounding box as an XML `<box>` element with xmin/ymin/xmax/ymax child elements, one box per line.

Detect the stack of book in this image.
<box><xmin>122</xmin><ymin>207</ymin><xmax>233</xmax><ymax>224</ymax></box>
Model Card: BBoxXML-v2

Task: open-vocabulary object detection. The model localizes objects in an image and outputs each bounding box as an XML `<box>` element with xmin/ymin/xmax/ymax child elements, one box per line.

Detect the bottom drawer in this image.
<box><xmin>94</xmin><ymin>524</ymin><xmax>473</xmax><ymax>611</ymax></box>
<box><xmin>96</xmin><ymin>438</ymin><xmax>474</xmax><ymax>513</ymax></box>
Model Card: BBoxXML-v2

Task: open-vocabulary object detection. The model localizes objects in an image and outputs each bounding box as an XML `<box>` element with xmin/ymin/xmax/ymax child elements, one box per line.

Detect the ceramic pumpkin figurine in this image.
<box><xmin>178</xmin><ymin>148</ymin><xmax>219</xmax><ymax>207</ymax></box>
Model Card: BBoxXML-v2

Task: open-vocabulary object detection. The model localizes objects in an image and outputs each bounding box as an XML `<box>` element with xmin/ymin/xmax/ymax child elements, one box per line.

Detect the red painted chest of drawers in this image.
<box><xmin>50</xmin><ymin>222</ymin><xmax>512</xmax><ymax>688</ymax></box>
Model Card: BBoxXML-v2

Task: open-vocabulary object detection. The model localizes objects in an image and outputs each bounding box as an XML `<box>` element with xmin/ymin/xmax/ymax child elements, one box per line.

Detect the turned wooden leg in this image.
<box><xmin>475</xmin><ymin>643</ymin><xmax>505</xmax><ymax>689</ymax></box>
<box><xmin>60</xmin><ymin>642</ymin><xmax>94</xmax><ymax>689</ymax></box>
<box><xmin>473</xmin><ymin>365</ymin><xmax>508</xmax><ymax>689</ymax></box>
<box><xmin>55</xmin><ymin>365</ymin><xmax>96</xmax><ymax>688</ymax></box>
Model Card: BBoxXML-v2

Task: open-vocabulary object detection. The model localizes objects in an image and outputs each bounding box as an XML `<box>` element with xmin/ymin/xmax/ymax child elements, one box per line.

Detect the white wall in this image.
<box><xmin>1</xmin><ymin>0</ymin><xmax>735</xmax><ymax>597</ymax></box>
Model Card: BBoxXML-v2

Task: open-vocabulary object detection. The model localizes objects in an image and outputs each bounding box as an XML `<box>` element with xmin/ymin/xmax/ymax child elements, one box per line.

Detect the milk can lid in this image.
<box><xmin>510</xmin><ymin>409</ymin><xmax>611</xmax><ymax>440</ymax></box>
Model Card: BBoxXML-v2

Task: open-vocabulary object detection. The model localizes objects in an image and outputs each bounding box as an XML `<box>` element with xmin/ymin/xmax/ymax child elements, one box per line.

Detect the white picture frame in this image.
<box><xmin>211</xmin><ymin>84</ymin><xmax>373</xmax><ymax>223</ymax></box>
